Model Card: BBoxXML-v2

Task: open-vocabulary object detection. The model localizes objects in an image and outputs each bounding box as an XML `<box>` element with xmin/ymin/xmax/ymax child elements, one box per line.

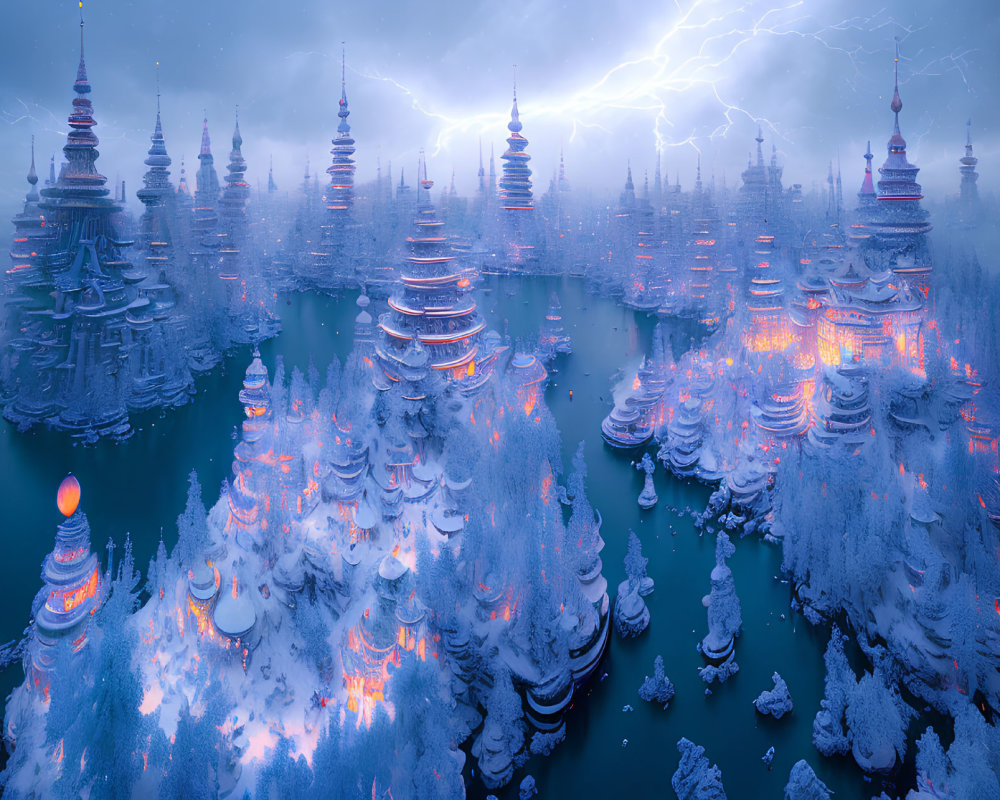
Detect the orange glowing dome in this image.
<box><xmin>57</xmin><ymin>474</ymin><xmax>81</xmax><ymax>517</ymax></box>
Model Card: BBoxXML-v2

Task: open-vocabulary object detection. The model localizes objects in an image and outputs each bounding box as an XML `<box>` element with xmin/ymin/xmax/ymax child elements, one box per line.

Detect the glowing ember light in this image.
<box><xmin>57</xmin><ymin>474</ymin><xmax>81</xmax><ymax>517</ymax></box>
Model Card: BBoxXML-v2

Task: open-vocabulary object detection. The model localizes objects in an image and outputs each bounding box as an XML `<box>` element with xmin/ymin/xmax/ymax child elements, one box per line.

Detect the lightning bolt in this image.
<box><xmin>0</xmin><ymin>97</ymin><xmax>64</xmax><ymax>135</ymax></box>
<box><xmin>361</xmin><ymin>0</ymin><xmax>973</xmax><ymax>163</ymax></box>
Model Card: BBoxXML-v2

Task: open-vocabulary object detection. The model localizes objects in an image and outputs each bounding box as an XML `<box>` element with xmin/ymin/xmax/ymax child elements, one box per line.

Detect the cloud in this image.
<box><xmin>0</xmin><ymin>0</ymin><xmax>996</xmax><ymax>221</ymax></box>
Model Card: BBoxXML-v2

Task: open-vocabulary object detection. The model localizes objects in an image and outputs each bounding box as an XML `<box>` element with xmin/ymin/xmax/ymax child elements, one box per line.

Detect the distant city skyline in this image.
<box><xmin>0</xmin><ymin>0</ymin><xmax>995</xmax><ymax>220</ymax></box>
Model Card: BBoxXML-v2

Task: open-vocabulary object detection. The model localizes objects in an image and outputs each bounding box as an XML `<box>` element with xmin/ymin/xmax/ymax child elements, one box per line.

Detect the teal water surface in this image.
<box><xmin>0</xmin><ymin>282</ymin><xmax>877</xmax><ymax>798</ymax></box>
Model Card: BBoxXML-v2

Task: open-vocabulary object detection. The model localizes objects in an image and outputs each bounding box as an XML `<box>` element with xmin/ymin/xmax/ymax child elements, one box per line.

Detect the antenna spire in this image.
<box><xmin>890</xmin><ymin>38</ymin><xmax>903</xmax><ymax>132</ymax></box>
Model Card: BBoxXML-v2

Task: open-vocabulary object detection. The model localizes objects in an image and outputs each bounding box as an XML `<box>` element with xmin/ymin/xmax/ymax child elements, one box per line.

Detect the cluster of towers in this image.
<box><xmin>604</xmin><ymin>45</ymin><xmax>986</xmax><ymax>477</ymax></box>
<box><xmin>1</xmin><ymin>19</ymin><xmax>277</xmax><ymax>440</ymax></box>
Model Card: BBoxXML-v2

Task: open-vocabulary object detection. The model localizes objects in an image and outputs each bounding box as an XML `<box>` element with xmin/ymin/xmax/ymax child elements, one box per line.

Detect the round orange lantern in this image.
<box><xmin>57</xmin><ymin>474</ymin><xmax>81</xmax><ymax>517</ymax></box>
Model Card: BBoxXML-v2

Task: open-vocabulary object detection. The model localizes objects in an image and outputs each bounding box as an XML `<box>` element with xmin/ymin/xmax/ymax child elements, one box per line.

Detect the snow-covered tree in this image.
<box><xmin>845</xmin><ymin>668</ymin><xmax>912</xmax><ymax>773</ymax></box>
<box><xmin>60</xmin><ymin>537</ymin><xmax>153</xmax><ymax>800</ymax></box>
<box><xmin>812</xmin><ymin>624</ymin><xmax>853</xmax><ymax>757</ymax></box>
<box><xmin>671</xmin><ymin>737</ymin><xmax>727</xmax><ymax>799</ymax></box>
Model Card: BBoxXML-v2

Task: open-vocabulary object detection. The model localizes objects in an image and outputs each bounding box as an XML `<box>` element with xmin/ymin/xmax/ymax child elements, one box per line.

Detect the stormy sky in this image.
<box><xmin>0</xmin><ymin>0</ymin><xmax>996</xmax><ymax>220</ymax></box>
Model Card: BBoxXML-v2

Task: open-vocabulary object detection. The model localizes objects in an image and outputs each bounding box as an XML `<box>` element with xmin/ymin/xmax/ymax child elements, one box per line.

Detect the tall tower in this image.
<box><xmin>215</xmin><ymin>114</ymin><xmax>269</xmax><ymax>344</ymax></box>
<box><xmin>28</xmin><ymin>476</ymin><xmax>102</xmax><ymax>689</ymax></box>
<box><xmin>193</xmin><ymin>118</ymin><xmax>221</xmax><ymax>244</ymax></box>
<box><xmin>128</xmin><ymin>89</ymin><xmax>195</xmax><ymax>411</ymax></box>
<box><xmin>218</xmin><ymin>114</ymin><xmax>250</xmax><ymax>275</ymax></box>
<box><xmin>738</xmin><ymin>127</ymin><xmax>772</xmax><ymax>245</ymax></box>
<box><xmin>499</xmin><ymin>81</ymin><xmax>533</xmax><ymax>212</ymax></box>
<box><xmin>135</xmin><ymin>92</ymin><xmax>174</xmax><ymax>254</ymax></box>
<box><xmin>7</xmin><ymin>138</ymin><xmax>46</xmax><ymax>285</ymax></box>
<box><xmin>267</xmin><ymin>156</ymin><xmax>278</xmax><ymax>195</ymax></box>
<box><xmin>3</xmin><ymin>13</ymin><xmax>137</xmax><ymax>438</ymax></box>
<box><xmin>860</xmin><ymin>43</ymin><xmax>933</xmax><ymax>296</ymax></box>
<box><xmin>849</xmin><ymin>141</ymin><xmax>878</xmax><ymax>248</ymax></box>
<box><xmin>958</xmin><ymin>119</ymin><xmax>980</xmax><ymax>227</ymax></box>
<box><xmin>315</xmin><ymin>47</ymin><xmax>358</xmax><ymax>286</ymax></box>
<box><xmin>329</xmin><ymin>48</ymin><xmax>357</xmax><ymax>215</ymax></box>
<box><xmin>375</xmin><ymin>154</ymin><xmax>486</xmax><ymax>391</ymax></box>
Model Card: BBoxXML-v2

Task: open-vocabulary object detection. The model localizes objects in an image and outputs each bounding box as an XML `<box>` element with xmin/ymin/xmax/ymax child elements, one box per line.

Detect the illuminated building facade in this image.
<box><xmin>375</xmin><ymin>160</ymin><xmax>487</xmax><ymax>386</ymax></box>
<box><xmin>28</xmin><ymin>477</ymin><xmax>101</xmax><ymax>690</ymax></box>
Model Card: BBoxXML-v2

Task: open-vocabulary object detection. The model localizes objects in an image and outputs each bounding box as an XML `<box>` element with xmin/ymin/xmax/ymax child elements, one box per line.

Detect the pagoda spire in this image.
<box><xmin>76</xmin><ymin>3</ymin><xmax>89</xmax><ymax>92</ymax></box>
<box><xmin>324</xmin><ymin>42</ymin><xmax>356</xmax><ymax>217</ymax></box>
<box><xmin>200</xmin><ymin>116</ymin><xmax>212</xmax><ymax>157</ymax></box>
<box><xmin>26</xmin><ymin>135</ymin><xmax>38</xmax><ymax>202</ymax></box>
<box><xmin>176</xmin><ymin>156</ymin><xmax>190</xmax><ymax>197</ymax></box>
<box><xmin>891</xmin><ymin>39</ymin><xmax>903</xmax><ymax>135</ymax></box>
<box><xmin>46</xmin><ymin>3</ymin><xmax>107</xmax><ymax>199</ymax></box>
<box><xmin>193</xmin><ymin>116</ymin><xmax>221</xmax><ymax>238</ymax></box>
<box><xmin>755</xmin><ymin>126</ymin><xmax>764</xmax><ymax>167</ymax></box>
<box><xmin>136</xmin><ymin>76</ymin><xmax>172</xmax><ymax>209</ymax></box>
<box><xmin>509</xmin><ymin>69</ymin><xmax>521</xmax><ymax>133</ymax></box>
<box><xmin>499</xmin><ymin>70</ymin><xmax>533</xmax><ymax>211</ymax></box>
<box><xmin>959</xmin><ymin>118</ymin><xmax>979</xmax><ymax>208</ymax></box>
<box><xmin>859</xmin><ymin>141</ymin><xmax>875</xmax><ymax>196</ymax></box>
<box><xmin>341</xmin><ymin>44</ymin><xmax>347</xmax><ymax>99</ymax></box>
<box><xmin>621</xmin><ymin>162</ymin><xmax>635</xmax><ymax>206</ymax></box>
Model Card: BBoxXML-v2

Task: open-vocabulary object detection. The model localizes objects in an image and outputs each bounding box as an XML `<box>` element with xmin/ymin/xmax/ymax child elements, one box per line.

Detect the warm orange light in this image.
<box><xmin>57</xmin><ymin>475</ymin><xmax>81</xmax><ymax>517</ymax></box>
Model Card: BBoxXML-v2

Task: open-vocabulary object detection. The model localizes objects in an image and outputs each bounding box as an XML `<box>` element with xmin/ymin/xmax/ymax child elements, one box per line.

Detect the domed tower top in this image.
<box><xmin>508</xmin><ymin>83</ymin><xmax>522</xmax><ymax>134</ymax></box>
<box><xmin>25</xmin><ymin>135</ymin><xmax>39</xmax><ymax>203</ymax></box>
<box><xmin>886</xmin><ymin>40</ymin><xmax>907</xmax><ymax>157</ymax></box>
